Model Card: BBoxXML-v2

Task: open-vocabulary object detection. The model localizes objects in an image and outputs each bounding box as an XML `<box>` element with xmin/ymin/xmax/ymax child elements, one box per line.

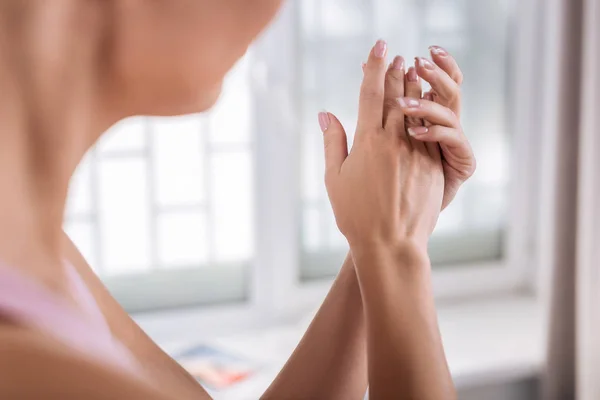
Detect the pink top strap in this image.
<box><xmin>0</xmin><ymin>263</ymin><xmax>139</xmax><ymax>374</ymax></box>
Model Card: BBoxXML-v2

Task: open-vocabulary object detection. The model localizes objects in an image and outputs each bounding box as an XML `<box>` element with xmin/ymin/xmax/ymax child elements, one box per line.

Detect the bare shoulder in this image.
<box><xmin>0</xmin><ymin>325</ymin><xmax>173</xmax><ymax>400</ymax></box>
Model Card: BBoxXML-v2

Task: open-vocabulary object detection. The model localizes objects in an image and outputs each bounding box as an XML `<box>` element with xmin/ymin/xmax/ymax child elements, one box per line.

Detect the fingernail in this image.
<box><xmin>429</xmin><ymin>45</ymin><xmax>448</xmax><ymax>57</ymax></box>
<box><xmin>373</xmin><ymin>39</ymin><xmax>387</xmax><ymax>58</ymax></box>
<box><xmin>318</xmin><ymin>111</ymin><xmax>330</xmax><ymax>132</ymax></box>
<box><xmin>408</xmin><ymin>126</ymin><xmax>429</xmax><ymax>136</ymax></box>
<box><xmin>416</xmin><ymin>57</ymin><xmax>435</xmax><ymax>70</ymax></box>
<box><xmin>391</xmin><ymin>56</ymin><xmax>405</xmax><ymax>70</ymax></box>
<box><xmin>407</xmin><ymin>66</ymin><xmax>418</xmax><ymax>82</ymax></box>
<box><xmin>397</xmin><ymin>98</ymin><xmax>420</xmax><ymax>108</ymax></box>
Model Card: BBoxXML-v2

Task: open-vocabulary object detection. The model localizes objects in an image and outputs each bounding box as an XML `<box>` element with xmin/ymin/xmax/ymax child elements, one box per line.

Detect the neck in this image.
<box><xmin>0</xmin><ymin>2</ymin><xmax>113</xmax><ymax>296</ymax></box>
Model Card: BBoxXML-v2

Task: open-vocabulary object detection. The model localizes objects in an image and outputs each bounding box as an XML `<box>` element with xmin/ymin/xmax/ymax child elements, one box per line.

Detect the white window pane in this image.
<box><xmin>303</xmin><ymin>207</ymin><xmax>321</xmax><ymax>251</ymax></box>
<box><xmin>65</xmin><ymin>154</ymin><xmax>92</xmax><ymax>216</ymax></box>
<box><xmin>301</xmin><ymin>133</ymin><xmax>325</xmax><ymax>202</ymax></box>
<box><xmin>63</xmin><ymin>221</ymin><xmax>96</xmax><ymax>271</ymax></box>
<box><xmin>463</xmin><ymin>181</ymin><xmax>507</xmax><ymax>230</ymax></box>
<box><xmin>472</xmin><ymin>132</ymin><xmax>509</xmax><ymax>186</ymax></box>
<box><xmin>318</xmin><ymin>0</ymin><xmax>370</xmax><ymax>37</ymax></box>
<box><xmin>434</xmin><ymin>188</ymin><xmax>466</xmax><ymax>234</ymax></box>
<box><xmin>99</xmin><ymin>117</ymin><xmax>146</xmax><ymax>154</ymax></box>
<box><xmin>158</xmin><ymin>211</ymin><xmax>208</xmax><ymax>268</ymax></box>
<box><xmin>98</xmin><ymin>159</ymin><xmax>151</xmax><ymax>275</ymax></box>
<box><xmin>300</xmin><ymin>0</ymin><xmax>319</xmax><ymax>34</ymax></box>
<box><xmin>152</xmin><ymin>115</ymin><xmax>204</xmax><ymax>206</ymax></box>
<box><xmin>209</xmin><ymin>57</ymin><xmax>252</xmax><ymax>145</ymax></box>
<box><xmin>210</xmin><ymin>151</ymin><xmax>253</xmax><ymax>262</ymax></box>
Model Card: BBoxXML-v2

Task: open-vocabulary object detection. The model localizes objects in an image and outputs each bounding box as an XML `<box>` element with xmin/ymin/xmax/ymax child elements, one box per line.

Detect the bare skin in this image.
<box><xmin>0</xmin><ymin>1</ymin><xmax>474</xmax><ymax>398</ymax></box>
<box><xmin>322</xmin><ymin>41</ymin><xmax>455</xmax><ymax>399</ymax></box>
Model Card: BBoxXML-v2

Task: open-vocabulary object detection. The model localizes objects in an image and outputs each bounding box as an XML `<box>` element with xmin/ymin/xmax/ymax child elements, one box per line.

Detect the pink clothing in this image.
<box><xmin>0</xmin><ymin>262</ymin><xmax>139</xmax><ymax>374</ymax></box>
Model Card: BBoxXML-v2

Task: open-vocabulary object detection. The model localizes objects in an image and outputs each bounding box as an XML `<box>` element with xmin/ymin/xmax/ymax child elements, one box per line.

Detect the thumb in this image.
<box><xmin>318</xmin><ymin>112</ymin><xmax>348</xmax><ymax>177</ymax></box>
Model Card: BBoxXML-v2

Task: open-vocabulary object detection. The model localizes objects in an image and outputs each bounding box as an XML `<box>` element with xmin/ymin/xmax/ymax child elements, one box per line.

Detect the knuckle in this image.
<box><xmin>457</xmin><ymin>155</ymin><xmax>476</xmax><ymax>180</ymax></box>
<box><xmin>370</xmin><ymin>128</ymin><xmax>385</xmax><ymax>141</ymax></box>
<box><xmin>447</xmin><ymin>108</ymin><xmax>459</xmax><ymax>126</ymax></box>
<box><xmin>466</xmin><ymin>156</ymin><xmax>477</xmax><ymax>178</ymax></box>
<box><xmin>405</xmin><ymin>116</ymin><xmax>421</xmax><ymax>128</ymax></box>
<box><xmin>354</xmin><ymin>131</ymin><xmax>369</xmax><ymax>145</ymax></box>
<box><xmin>361</xmin><ymin>88</ymin><xmax>383</xmax><ymax>102</ymax></box>
<box><xmin>439</xmin><ymin>82</ymin><xmax>460</xmax><ymax>104</ymax></box>
<box><xmin>447</xmin><ymin>82</ymin><xmax>461</xmax><ymax>100</ymax></box>
<box><xmin>427</xmin><ymin>125</ymin><xmax>442</xmax><ymax>137</ymax></box>
<box><xmin>386</xmin><ymin>70</ymin><xmax>404</xmax><ymax>83</ymax></box>
<box><xmin>454</xmin><ymin>70</ymin><xmax>464</xmax><ymax>85</ymax></box>
<box><xmin>448</xmin><ymin>83</ymin><xmax>462</xmax><ymax>103</ymax></box>
<box><xmin>383</xmin><ymin>98</ymin><xmax>400</xmax><ymax>111</ymax></box>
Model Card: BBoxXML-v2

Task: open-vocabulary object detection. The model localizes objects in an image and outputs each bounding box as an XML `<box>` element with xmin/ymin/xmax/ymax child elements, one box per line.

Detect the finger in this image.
<box><xmin>429</xmin><ymin>46</ymin><xmax>463</xmax><ymax>85</ymax></box>
<box><xmin>403</xmin><ymin>66</ymin><xmax>423</xmax><ymax>131</ymax></box>
<box><xmin>407</xmin><ymin>124</ymin><xmax>475</xmax><ymax>172</ymax></box>
<box><xmin>421</xmin><ymin>91</ymin><xmax>440</xmax><ymax>159</ymax></box>
<box><xmin>422</xmin><ymin>91</ymin><xmax>434</xmax><ymax>127</ymax></box>
<box><xmin>407</xmin><ymin>125</ymin><xmax>463</xmax><ymax>149</ymax></box>
<box><xmin>383</xmin><ymin>56</ymin><xmax>406</xmax><ymax>135</ymax></box>
<box><xmin>319</xmin><ymin>112</ymin><xmax>348</xmax><ymax>178</ymax></box>
<box><xmin>404</xmin><ymin>66</ymin><xmax>422</xmax><ymax>102</ymax></box>
<box><xmin>403</xmin><ymin>66</ymin><xmax>427</xmax><ymax>153</ymax></box>
<box><xmin>415</xmin><ymin>56</ymin><xmax>461</xmax><ymax>115</ymax></box>
<box><xmin>397</xmin><ymin>98</ymin><xmax>459</xmax><ymax>128</ymax></box>
<box><xmin>357</xmin><ymin>39</ymin><xmax>388</xmax><ymax>134</ymax></box>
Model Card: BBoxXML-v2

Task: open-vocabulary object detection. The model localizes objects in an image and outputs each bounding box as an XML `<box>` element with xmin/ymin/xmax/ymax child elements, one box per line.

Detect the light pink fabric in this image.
<box><xmin>0</xmin><ymin>263</ymin><xmax>139</xmax><ymax>374</ymax></box>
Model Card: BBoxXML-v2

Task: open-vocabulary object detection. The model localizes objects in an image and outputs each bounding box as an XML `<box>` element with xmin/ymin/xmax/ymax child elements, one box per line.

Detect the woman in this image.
<box><xmin>0</xmin><ymin>1</ymin><xmax>475</xmax><ymax>399</ymax></box>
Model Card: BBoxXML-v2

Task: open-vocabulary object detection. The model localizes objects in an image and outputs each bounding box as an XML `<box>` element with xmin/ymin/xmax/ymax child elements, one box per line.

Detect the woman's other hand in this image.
<box><xmin>318</xmin><ymin>40</ymin><xmax>444</xmax><ymax>251</ymax></box>
<box><xmin>407</xmin><ymin>46</ymin><xmax>476</xmax><ymax>210</ymax></box>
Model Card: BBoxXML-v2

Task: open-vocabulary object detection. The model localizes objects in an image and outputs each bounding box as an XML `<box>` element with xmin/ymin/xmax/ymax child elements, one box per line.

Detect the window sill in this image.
<box><xmin>437</xmin><ymin>294</ymin><xmax>544</xmax><ymax>388</ymax></box>
<box><xmin>147</xmin><ymin>294</ymin><xmax>544</xmax><ymax>398</ymax></box>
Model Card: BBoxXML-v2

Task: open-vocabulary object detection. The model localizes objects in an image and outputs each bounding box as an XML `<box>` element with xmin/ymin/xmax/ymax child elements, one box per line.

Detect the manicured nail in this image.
<box><xmin>429</xmin><ymin>45</ymin><xmax>448</xmax><ymax>57</ymax></box>
<box><xmin>407</xmin><ymin>66</ymin><xmax>418</xmax><ymax>82</ymax></box>
<box><xmin>416</xmin><ymin>57</ymin><xmax>435</xmax><ymax>70</ymax></box>
<box><xmin>397</xmin><ymin>98</ymin><xmax>420</xmax><ymax>108</ymax></box>
<box><xmin>391</xmin><ymin>56</ymin><xmax>405</xmax><ymax>70</ymax></box>
<box><xmin>374</xmin><ymin>39</ymin><xmax>387</xmax><ymax>58</ymax></box>
<box><xmin>408</xmin><ymin>126</ymin><xmax>429</xmax><ymax>136</ymax></box>
<box><xmin>318</xmin><ymin>112</ymin><xmax>330</xmax><ymax>132</ymax></box>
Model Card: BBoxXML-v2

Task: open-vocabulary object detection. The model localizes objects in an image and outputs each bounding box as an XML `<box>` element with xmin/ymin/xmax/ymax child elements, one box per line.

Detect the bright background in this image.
<box><xmin>65</xmin><ymin>0</ymin><xmax>514</xmax><ymax>306</ymax></box>
<box><xmin>64</xmin><ymin>1</ymin><xmax>546</xmax><ymax>399</ymax></box>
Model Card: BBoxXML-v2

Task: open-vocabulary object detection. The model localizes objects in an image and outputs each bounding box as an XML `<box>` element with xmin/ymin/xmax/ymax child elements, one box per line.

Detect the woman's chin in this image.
<box><xmin>152</xmin><ymin>83</ymin><xmax>224</xmax><ymax>117</ymax></box>
<box><xmin>197</xmin><ymin>83</ymin><xmax>224</xmax><ymax>112</ymax></box>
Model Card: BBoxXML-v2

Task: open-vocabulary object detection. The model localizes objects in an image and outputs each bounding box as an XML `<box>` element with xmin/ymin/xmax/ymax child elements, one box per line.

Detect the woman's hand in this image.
<box><xmin>402</xmin><ymin>46</ymin><xmax>475</xmax><ymax>210</ymax></box>
<box><xmin>318</xmin><ymin>40</ymin><xmax>444</xmax><ymax>250</ymax></box>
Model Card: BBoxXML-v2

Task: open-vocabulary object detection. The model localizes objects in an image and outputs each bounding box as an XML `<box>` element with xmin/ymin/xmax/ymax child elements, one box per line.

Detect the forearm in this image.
<box><xmin>352</xmin><ymin>240</ymin><xmax>455</xmax><ymax>400</ymax></box>
<box><xmin>262</xmin><ymin>254</ymin><xmax>368</xmax><ymax>400</ymax></box>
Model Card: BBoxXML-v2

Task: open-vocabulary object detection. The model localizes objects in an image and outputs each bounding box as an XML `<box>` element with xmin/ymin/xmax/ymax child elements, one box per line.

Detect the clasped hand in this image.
<box><xmin>319</xmin><ymin>40</ymin><xmax>475</xmax><ymax>252</ymax></box>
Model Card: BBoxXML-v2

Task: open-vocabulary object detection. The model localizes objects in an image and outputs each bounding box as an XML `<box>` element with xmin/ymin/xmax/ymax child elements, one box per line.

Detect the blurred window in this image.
<box><xmin>65</xmin><ymin>58</ymin><xmax>254</xmax><ymax>310</ymax></box>
<box><xmin>64</xmin><ymin>0</ymin><xmax>517</xmax><ymax>311</ymax></box>
<box><xmin>299</xmin><ymin>0</ymin><xmax>512</xmax><ymax>279</ymax></box>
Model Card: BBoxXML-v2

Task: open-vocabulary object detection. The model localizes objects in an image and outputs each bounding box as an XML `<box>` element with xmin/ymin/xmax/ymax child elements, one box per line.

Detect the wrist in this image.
<box><xmin>349</xmin><ymin>235</ymin><xmax>427</xmax><ymax>256</ymax></box>
<box><xmin>349</xmin><ymin>237</ymin><xmax>430</xmax><ymax>271</ymax></box>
